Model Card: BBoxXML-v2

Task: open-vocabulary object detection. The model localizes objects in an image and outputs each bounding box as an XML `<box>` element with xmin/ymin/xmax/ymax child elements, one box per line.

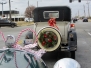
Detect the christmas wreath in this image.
<box><xmin>39</xmin><ymin>31</ymin><xmax>58</xmax><ymax>48</ymax></box>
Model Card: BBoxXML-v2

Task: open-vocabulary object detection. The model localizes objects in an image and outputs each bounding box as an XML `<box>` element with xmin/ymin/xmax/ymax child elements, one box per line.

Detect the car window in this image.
<box><xmin>0</xmin><ymin>20</ymin><xmax>4</xmax><ymax>22</ymax></box>
<box><xmin>3</xmin><ymin>20</ymin><xmax>10</xmax><ymax>22</ymax></box>
<box><xmin>43</xmin><ymin>11</ymin><xmax>59</xmax><ymax>19</ymax></box>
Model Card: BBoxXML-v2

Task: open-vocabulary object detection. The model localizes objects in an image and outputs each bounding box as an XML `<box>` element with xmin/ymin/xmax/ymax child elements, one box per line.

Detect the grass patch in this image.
<box><xmin>16</xmin><ymin>21</ymin><xmax>34</xmax><ymax>26</ymax></box>
<box><xmin>88</xmin><ymin>19</ymin><xmax>91</xmax><ymax>22</ymax></box>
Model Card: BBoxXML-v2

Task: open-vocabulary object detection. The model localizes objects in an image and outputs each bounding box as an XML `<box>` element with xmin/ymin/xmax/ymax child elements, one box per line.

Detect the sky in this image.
<box><xmin>0</xmin><ymin>0</ymin><xmax>91</xmax><ymax>17</ymax></box>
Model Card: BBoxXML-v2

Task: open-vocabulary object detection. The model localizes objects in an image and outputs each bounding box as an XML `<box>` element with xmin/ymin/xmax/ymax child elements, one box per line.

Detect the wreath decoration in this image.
<box><xmin>37</xmin><ymin>27</ymin><xmax>61</xmax><ymax>51</ymax></box>
<box><xmin>39</xmin><ymin>31</ymin><xmax>58</xmax><ymax>48</ymax></box>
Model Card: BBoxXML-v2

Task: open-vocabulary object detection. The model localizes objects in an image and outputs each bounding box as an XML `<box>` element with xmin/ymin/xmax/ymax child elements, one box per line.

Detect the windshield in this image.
<box><xmin>0</xmin><ymin>49</ymin><xmax>47</xmax><ymax>68</ymax></box>
<box><xmin>0</xmin><ymin>0</ymin><xmax>91</xmax><ymax>68</ymax></box>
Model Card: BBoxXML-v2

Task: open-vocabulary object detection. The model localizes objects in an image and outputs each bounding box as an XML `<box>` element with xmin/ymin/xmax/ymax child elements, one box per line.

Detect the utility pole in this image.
<box><xmin>28</xmin><ymin>0</ymin><xmax>30</xmax><ymax>22</ymax></box>
<box><xmin>78</xmin><ymin>10</ymin><xmax>79</xmax><ymax>18</ymax></box>
<box><xmin>37</xmin><ymin>1</ymin><xmax>38</xmax><ymax>7</ymax></box>
<box><xmin>0</xmin><ymin>2</ymin><xmax>7</xmax><ymax>17</ymax></box>
<box><xmin>83</xmin><ymin>5</ymin><xmax>86</xmax><ymax>17</ymax></box>
<box><xmin>86</xmin><ymin>1</ymin><xmax>90</xmax><ymax>18</ymax></box>
<box><xmin>28</xmin><ymin>0</ymin><xmax>29</xmax><ymax>7</ymax></box>
<box><xmin>9</xmin><ymin>0</ymin><xmax>11</xmax><ymax>21</ymax></box>
<box><xmin>75</xmin><ymin>13</ymin><xmax>77</xmax><ymax>18</ymax></box>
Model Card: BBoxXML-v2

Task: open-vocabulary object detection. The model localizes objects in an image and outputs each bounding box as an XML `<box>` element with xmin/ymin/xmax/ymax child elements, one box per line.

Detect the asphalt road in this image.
<box><xmin>0</xmin><ymin>20</ymin><xmax>91</xmax><ymax>68</ymax></box>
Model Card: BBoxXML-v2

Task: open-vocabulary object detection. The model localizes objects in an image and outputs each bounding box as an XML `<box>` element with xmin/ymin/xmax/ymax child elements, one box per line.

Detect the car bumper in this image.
<box><xmin>61</xmin><ymin>46</ymin><xmax>77</xmax><ymax>51</ymax></box>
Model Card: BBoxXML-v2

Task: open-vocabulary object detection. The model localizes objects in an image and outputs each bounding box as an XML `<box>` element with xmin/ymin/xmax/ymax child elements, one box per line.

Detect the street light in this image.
<box><xmin>0</xmin><ymin>2</ymin><xmax>7</xmax><ymax>17</ymax></box>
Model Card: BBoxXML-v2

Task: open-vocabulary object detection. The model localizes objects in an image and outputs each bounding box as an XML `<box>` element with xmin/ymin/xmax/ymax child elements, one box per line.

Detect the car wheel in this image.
<box><xmin>70</xmin><ymin>51</ymin><xmax>75</xmax><ymax>59</ymax></box>
<box><xmin>11</xmin><ymin>25</ymin><xmax>15</xmax><ymax>28</ymax></box>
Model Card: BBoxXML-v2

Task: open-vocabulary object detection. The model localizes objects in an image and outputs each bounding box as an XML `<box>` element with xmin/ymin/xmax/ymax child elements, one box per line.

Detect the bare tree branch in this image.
<box><xmin>25</xmin><ymin>5</ymin><xmax>35</xmax><ymax>18</ymax></box>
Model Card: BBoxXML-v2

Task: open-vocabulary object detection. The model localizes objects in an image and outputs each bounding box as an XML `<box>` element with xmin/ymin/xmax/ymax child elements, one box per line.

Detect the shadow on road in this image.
<box><xmin>42</xmin><ymin>51</ymin><xmax>71</xmax><ymax>68</ymax></box>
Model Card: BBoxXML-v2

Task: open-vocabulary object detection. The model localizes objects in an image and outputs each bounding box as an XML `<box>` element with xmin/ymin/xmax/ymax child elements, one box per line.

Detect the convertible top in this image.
<box><xmin>33</xmin><ymin>6</ymin><xmax>71</xmax><ymax>22</ymax></box>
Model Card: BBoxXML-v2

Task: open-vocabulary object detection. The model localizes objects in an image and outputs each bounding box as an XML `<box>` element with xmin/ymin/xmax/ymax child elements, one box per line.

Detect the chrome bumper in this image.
<box><xmin>61</xmin><ymin>46</ymin><xmax>77</xmax><ymax>51</ymax></box>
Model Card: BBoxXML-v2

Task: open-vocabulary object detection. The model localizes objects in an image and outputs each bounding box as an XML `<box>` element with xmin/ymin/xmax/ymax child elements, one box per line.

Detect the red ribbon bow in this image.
<box><xmin>48</xmin><ymin>18</ymin><xmax>59</xmax><ymax>30</ymax></box>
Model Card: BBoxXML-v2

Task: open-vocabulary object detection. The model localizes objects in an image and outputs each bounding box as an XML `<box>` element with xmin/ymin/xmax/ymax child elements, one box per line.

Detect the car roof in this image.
<box><xmin>33</xmin><ymin>6</ymin><xmax>71</xmax><ymax>22</ymax></box>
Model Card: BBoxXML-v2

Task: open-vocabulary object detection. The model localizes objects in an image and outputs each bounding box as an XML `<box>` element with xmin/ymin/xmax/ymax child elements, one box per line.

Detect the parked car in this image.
<box><xmin>0</xmin><ymin>19</ymin><xmax>17</xmax><ymax>28</ymax></box>
<box><xmin>83</xmin><ymin>18</ymin><xmax>88</xmax><ymax>22</ymax></box>
<box><xmin>32</xmin><ymin>6</ymin><xmax>77</xmax><ymax>59</ymax></box>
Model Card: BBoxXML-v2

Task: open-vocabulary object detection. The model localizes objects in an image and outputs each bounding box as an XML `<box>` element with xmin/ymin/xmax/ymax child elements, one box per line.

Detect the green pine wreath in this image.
<box><xmin>39</xmin><ymin>31</ymin><xmax>58</xmax><ymax>48</ymax></box>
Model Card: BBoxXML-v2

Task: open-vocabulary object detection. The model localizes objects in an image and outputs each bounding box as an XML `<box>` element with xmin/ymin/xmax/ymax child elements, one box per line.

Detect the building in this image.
<box><xmin>0</xmin><ymin>10</ymin><xmax>25</xmax><ymax>21</ymax></box>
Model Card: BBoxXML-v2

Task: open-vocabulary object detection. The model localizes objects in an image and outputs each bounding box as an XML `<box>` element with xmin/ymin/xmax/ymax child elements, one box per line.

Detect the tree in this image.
<box><xmin>25</xmin><ymin>5</ymin><xmax>35</xmax><ymax>18</ymax></box>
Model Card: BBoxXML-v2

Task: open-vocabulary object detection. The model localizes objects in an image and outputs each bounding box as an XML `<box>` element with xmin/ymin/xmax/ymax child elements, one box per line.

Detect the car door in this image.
<box><xmin>0</xmin><ymin>20</ymin><xmax>5</xmax><ymax>26</ymax></box>
<box><xmin>3</xmin><ymin>20</ymin><xmax>11</xmax><ymax>26</ymax></box>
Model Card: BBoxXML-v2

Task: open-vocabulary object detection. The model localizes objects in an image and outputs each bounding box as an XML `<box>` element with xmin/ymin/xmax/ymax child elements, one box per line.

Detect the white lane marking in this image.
<box><xmin>88</xmin><ymin>32</ymin><xmax>91</xmax><ymax>36</ymax></box>
<box><xmin>82</xmin><ymin>42</ymin><xmax>87</xmax><ymax>44</ymax></box>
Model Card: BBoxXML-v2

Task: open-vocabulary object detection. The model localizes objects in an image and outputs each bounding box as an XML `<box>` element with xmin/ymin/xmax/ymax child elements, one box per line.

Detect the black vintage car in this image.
<box><xmin>0</xmin><ymin>19</ymin><xmax>17</xmax><ymax>28</ymax></box>
<box><xmin>32</xmin><ymin>6</ymin><xmax>77</xmax><ymax>59</ymax></box>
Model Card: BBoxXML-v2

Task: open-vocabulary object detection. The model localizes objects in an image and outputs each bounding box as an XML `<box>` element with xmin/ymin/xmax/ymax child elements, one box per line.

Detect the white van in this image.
<box><xmin>24</xmin><ymin>18</ymin><xmax>34</xmax><ymax>22</ymax></box>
